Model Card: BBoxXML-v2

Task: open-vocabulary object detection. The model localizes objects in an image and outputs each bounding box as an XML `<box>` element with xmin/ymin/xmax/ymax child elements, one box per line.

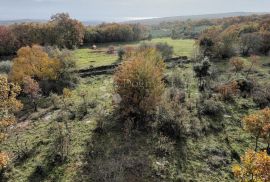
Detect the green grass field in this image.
<box><xmin>73</xmin><ymin>49</ymin><xmax>118</xmax><ymax>69</ymax></box>
<box><xmin>148</xmin><ymin>38</ymin><xmax>195</xmax><ymax>57</ymax></box>
<box><xmin>73</xmin><ymin>38</ymin><xmax>195</xmax><ymax>70</ymax></box>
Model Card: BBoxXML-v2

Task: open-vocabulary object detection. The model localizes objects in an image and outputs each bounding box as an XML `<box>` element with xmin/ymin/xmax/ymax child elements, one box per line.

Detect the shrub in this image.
<box><xmin>117</xmin><ymin>47</ymin><xmax>125</xmax><ymax>61</ymax></box>
<box><xmin>155</xmin><ymin>135</ymin><xmax>175</xmax><ymax>157</ymax></box>
<box><xmin>0</xmin><ymin>61</ymin><xmax>12</xmax><ymax>74</ymax></box>
<box><xmin>107</xmin><ymin>46</ymin><xmax>115</xmax><ymax>54</ymax></box>
<box><xmin>216</xmin><ymin>81</ymin><xmax>239</xmax><ymax>101</ymax></box>
<box><xmin>156</xmin><ymin>104</ymin><xmax>183</xmax><ymax>140</ymax></box>
<box><xmin>155</xmin><ymin>42</ymin><xmax>174</xmax><ymax>59</ymax></box>
<box><xmin>252</xmin><ymin>89</ymin><xmax>270</xmax><ymax>108</ymax></box>
<box><xmin>114</xmin><ymin>48</ymin><xmax>165</xmax><ymax>129</ymax></box>
<box><xmin>245</xmin><ymin>81</ymin><xmax>268</xmax><ymax>107</ymax></box>
<box><xmin>138</xmin><ymin>42</ymin><xmax>154</xmax><ymax>51</ymax></box>
<box><xmin>230</xmin><ymin>57</ymin><xmax>244</xmax><ymax>74</ymax></box>
<box><xmin>199</xmin><ymin>99</ymin><xmax>225</xmax><ymax>118</ymax></box>
<box><xmin>167</xmin><ymin>70</ymin><xmax>185</xmax><ymax>89</ymax></box>
<box><xmin>193</xmin><ymin>57</ymin><xmax>211</xmax><ymax>91</ymax></box>
<box><xmin>236</xmin><ymin>79</ymin><xmax>254</xmax><ymax>94</ymax></box>
<box><xmin>167</xmin><ymin>87</ymin><xmax>186</xmax><ymax>104</ymax></box>
<box><xmin>41</xmin><ymin>47</ymin><xmax>78</xmax><ymax>95</ymax></box>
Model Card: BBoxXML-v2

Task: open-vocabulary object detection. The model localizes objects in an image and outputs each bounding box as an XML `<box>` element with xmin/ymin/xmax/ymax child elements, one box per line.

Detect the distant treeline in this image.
<box><xmin>0</xmin><ymin>13</ymin><xmax>85</xmax><ymax>56</ymax></box>
<box><xmin>0</xmin><ymin>13</ymin><xmax>148</xmax><ymax>56</ymax></box>
<box><xmin>197</xmin><ymin>14</ymin><xmax>270</xmax><ymax>58</ymax></box>
<box><xmin>84</xmin><ymin>23</ymin><xmax>148</xmax><ymax>44</ymax></box>
<box><xmin>149</xmin><ymin>14</ymin><xmax>270</xmax><ymax>40</ymax></box>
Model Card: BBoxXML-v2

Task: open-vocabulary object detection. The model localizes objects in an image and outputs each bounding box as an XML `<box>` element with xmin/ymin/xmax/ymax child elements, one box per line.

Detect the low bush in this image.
<box><xmin>155</xmin><ymin>42</ymin><xmax>174</xmax><ymax>59</ymax></box>
<box><xmin>252</xmin><ymin>88</ymin><xmax>270</xmax><ymax>108</ymax></box>
<box><xmin>167</xmin><ymin>87</ymin><xmax>186</xmax><ymax>104</ymax></box>
<box><xmin>199</xmin><ymin>99</ymin><xmax>225</xmax><ymax>118</ymax></box>
<box><xmin>167</xmin><ymin>70</ymin><xmax>185</xmax><ymax>89</ymax></box>
<box><xmin>216</xmin><ymin>81</ymin><xmax>239</xmax><ymax>101</ymax></box>
<box><xmin>154</xmin><ymin>135</ymin><xmax>175</xmax><ymax>157</ymax></box>
<box><xmin>156</xmin><ymin>98</ymin><xmax>189</xmax><ymax>140</ymax></box>
<box><xmin>0</xmin><ymin>61</ymin><xmax>12</xmax><ymax>74</ymax></box>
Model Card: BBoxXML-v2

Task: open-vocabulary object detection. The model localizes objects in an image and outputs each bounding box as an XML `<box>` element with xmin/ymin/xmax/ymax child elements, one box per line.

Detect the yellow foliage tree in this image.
<box><xmin>9</xmin><ymin>45</ymin><xmax>61</xmax><ymax>83</ymax></box>
<box><xmin>243</xmin><ymin>108</ymin><xmax>270</xmax><ymax>151</ymax></box>
<box><xmin>0</xmin><ymin>76</ymin><xmax>22</xmax><ymax>169</ymax></box>
<box><xmin>232</xmin><ymin>149</ymin><xmax>270</xmax><ymax>182</ymax></box>
<box><xmin>114</xmin><ymin>49</ymin><xmax>165</xmax><ymax>128</ymax></box>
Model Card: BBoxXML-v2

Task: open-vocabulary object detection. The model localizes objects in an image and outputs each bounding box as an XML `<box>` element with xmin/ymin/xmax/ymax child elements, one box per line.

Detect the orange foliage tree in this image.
<box><xmin>230</xmin><ymin>57</ymin><xmax>245</xmax><ymax>75</ymax></box>
<box><xmin>0</xmin><ymin>76</ymin><xmax>22</xmax><ymax>170</ymax></box>
<box><xmin>114</xmin><ymin>49</ymin><xmax>165</xmax><ymax>128</ymax></box>
<box><xmin>243</xmin><ymin>108</ymin><xmax>270</xmax><ymax>151</ymax></box>
<box><xmin>216</xmin><ymin>81</ymin><xmax>239</xmax><ymax>100</ymax></box>
<box><xmin>232</xmin><ymin>149</ymin><xmax>270</xmax><ymax>182</ymax></box>
<box><xmin>9</xmin><ymin>45</ymin><xmax>61</xmax><ymax>84</ymax></box>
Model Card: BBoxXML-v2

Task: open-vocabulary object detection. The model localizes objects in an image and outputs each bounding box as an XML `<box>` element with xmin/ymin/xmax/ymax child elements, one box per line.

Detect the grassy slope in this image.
<box><xmin>1</xmin><ymin>41</ymin><xmax>270</xmax><ymax>181</ymax></box>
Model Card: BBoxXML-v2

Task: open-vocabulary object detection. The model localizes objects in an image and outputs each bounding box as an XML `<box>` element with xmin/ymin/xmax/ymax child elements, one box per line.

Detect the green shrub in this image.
<box><xmin>200</xmin><ymin>99</ymin><xmax>225</xmax><ymax>118</ymax></box>
<box><xmin>0</xmin><ymin>61</ymin><xmax>12</xmax><ymax>74</ymax></box>
<box><xmin>155</xmin><ymin>42</ymin><xmax>174</xmax><ymax>59</ymax></box>
<box><xmin>167</xmin><ymin>70</ymin><xmax>185</xmax><ymax>89</ymax></box>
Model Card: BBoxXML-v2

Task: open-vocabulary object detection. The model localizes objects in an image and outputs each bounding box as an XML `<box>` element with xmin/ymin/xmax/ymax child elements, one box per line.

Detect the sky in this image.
<box><xmin>0</xmin><ymin>0</ymin><xmax>270</xmax><ymax>21</ymax></box>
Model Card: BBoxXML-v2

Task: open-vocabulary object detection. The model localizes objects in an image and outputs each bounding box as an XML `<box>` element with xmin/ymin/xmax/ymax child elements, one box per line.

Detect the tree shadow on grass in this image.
<box><xmin>75</xmin><ymin>114</ymin><xmax>188</xmax><ymax>182</ymax></box>
<box><xmin>27</xmin><ymin>149</ymin><xmax>67</xmax><ymax>182</ymax></box>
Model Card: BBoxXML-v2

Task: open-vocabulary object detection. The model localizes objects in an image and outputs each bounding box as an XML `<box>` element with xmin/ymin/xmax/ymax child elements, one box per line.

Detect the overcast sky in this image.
<box><xmin>0</xmin><ymin>0</ymin><xmax>270</xmax><ymax>21</ymax></box>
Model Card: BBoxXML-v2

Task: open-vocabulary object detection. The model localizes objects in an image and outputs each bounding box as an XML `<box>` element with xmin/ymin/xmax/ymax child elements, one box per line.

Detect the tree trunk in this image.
<box><xmin>255</xmin><ymin>135</ymin><xmax>259</xmax><ymax>152</ymax></box>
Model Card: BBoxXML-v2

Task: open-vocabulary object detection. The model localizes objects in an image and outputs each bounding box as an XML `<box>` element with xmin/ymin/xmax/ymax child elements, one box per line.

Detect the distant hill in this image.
<box><xmin>0</xmin><ymin>19</ymin><xmax>102</xmax><ymax>26</ymax></box>
<box><xmin>0</xmin><ymin>19</ymin><xmax>48</xmax><ymax>25</ymax></box>
<box><xmin>1</xmin><ymin>12</ymin><xmax>269</xmax><ymax>26</ymax></box>
<box><xmin>82</xmin><ymin>20</ymin><xmax>104</xmax><ymax>26</ymax></box>
<box><xmin>126</xmin><ymin>12</ymin><xmax>269</xmax><ymax>25</ymax></box>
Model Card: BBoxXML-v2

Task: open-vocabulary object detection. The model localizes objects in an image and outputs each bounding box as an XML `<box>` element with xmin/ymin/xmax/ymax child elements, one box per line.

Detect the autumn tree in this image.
<box><xmin>22</xmin><ymin>76</ymin><xmax>40</xmax><ymax>112</ymax></box>
<box><xmin>239</xmin><ymin>33</ymin><xmax>261</xmax><ymax>56</ymax></box>
<box><xmin>9</xmin><ymin>45</ymin><xmax>61</xmax><ymax>84</ymax></box>
<box><xmin>49</xmin><ymin>13</ymin><xmax>85</xmax><ymax>49</ymax></box>
<box><xmin>84</xmin><ymin>23</ymin><xmax>147</xmax><ymax>44</ymax></box>
<box><xmin>114</xmin><ymin>49</ymin><xmax>165</xmax><ymax>129</ymax></box>
<box><xmin>198</xmin><ymin>26</ymin><xmax>222</xmax><ymax>58</ymax></box>
<box><xmin>44</xmin><ymin>46</ymin><xmax>78</xmax><ymax>85</ymax></box>
<box><xmin>0</xmin><ymin>26</ymin><xmax>17</xmax><ymax>56</ymax></box>
<box><xmin>259</xmin><ymin>27</ymin><xmax>270</xmax><ymax>55</ymax></box>
<box><xmin>0</xmin><ymin>76</ymin><xmax>22</xmax><ymax>170</ymax></box>
<box><xmin>243</xmin><ymin>108</ymin><xmax>270</xmax><ymax>151</ymax></box>
<box><xmin>10</xmin><ymin>23</ymin><xmax>46</xmax><ymax>48</ymax></box>
<box><xmin>232</xmin><ymin>149</ymin><xmax>270</xmax><ymax>182</ymax></box>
